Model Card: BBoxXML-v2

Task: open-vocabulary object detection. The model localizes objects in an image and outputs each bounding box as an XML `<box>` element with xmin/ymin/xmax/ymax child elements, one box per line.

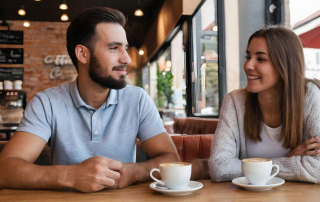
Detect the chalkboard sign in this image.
<box><xmin>0</xmin><ymin>68</ymin><xmax>24</xmax><ymax>81</ymax></box>
<box><xmin>0</xmin><ymin>31</ymin><xmax>23</xmax><ymax>45</ymax></box>
<box><xmin>0</xmin><ymin>48</ymin><xmax>23</xmax><ymax>64</ymax></box>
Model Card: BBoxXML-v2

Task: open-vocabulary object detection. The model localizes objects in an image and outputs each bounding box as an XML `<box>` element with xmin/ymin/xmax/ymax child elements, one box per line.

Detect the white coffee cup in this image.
<box><xmin>4</xmin><ymin>80</ymin><xmax>13</xmax><ymax>90</ymax></box>
<box><xmin>150</xmin><ymin>162</ymin><xmax>191</xmax><ymax>190</ymax></box>
<box><xmin>13</xmin><ymin>80</ymin><xmax>23</xmax><ymax>90</ymax></box>
<box><xmin>242</xmin><ymin>158</ymin><xmax>279</xmax><ymax>185</ymax></box>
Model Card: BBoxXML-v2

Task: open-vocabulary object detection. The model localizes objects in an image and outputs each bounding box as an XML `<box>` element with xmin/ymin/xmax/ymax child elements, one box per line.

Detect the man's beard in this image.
<box><xmin>88</xmin><ymin>52</ymin><xmax>127</xmax><ymax>90</ymax></box>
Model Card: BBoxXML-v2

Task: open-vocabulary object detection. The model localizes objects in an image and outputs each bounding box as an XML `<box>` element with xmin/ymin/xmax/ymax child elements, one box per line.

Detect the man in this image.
<box><xmin>0</xmin><ymin>7</ymin><xmax>179</xmax><ymax>192</ymax></box>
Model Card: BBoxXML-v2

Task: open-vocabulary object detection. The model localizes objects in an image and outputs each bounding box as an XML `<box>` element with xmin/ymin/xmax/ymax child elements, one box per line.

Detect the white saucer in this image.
<box><xmin>150</xmin><ymin>181</ymin><xmax>203</xmax><ymax>196</ymax></box>
<box><xmin>232</xmin><ymin>177</ymin><xmax>285</xmax><ymax>191</ymax></box>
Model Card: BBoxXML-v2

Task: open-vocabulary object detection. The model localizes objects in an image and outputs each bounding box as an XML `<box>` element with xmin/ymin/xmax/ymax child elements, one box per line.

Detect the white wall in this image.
<box><xmin>224</xmin><ymin>0</ymin><xmax>265</xmax><ymax>93</ymax></box>
<box><xmin>224</xmin><ymin>0</ymin><xmax>240</xmax><ymax>93</ymax></box>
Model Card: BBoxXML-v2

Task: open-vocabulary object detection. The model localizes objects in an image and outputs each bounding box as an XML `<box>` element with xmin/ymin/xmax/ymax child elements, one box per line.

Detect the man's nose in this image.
<box><xmin>119</xmin><ymin>50</ymin><xmax>131</xmax><ymax>65</ymax></box>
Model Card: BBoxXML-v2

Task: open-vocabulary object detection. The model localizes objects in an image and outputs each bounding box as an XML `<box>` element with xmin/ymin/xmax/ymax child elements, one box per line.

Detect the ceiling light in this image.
<box><xmin>34</xmin><ymin>0</ymin><xmax>41</xmax><ymax>1</ymax></box>
<box><xmin>61</xmin><ymin>14</ymin><xmax>69</xmax><ymax>21</ymax></box>
<box><xmin>134</xmin><ymin>0</ymin><xmax>144</xmax><ymax>16</ymax></box>
<box><xmin>134</xmin><ymin>9</ymin><xmax>144</xmax><ymax>17</ymax></box>
<box><xmin>212</xmin><ymin>26</ymin><xmax>218</xmax><ymax>32</ymax></box>
<box><xmin>139</xmin><ymin>50</ymin><xmax>144</xmax><ymax>55</ymax></box>
<box><xmin>59</xmin><ymin>0</ymin><xmax>68</xmax><ymax>10</ymax></box>
<box><xmin>18</xmin><ymin>5</ymin><xmax>26</xmax><ymax>16</ymax></box>
<box><xmin>23</xmin><ymin>21</ymin><xmax>30</xmax><ymax>27</ymax></box>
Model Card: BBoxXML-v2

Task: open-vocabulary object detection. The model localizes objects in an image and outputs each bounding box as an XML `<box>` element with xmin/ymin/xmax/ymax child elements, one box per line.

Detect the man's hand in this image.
<box><xmin>67</xmin><ymin>156</ymin><xmax>122</xmax><ymax>192</ymax></box>
<box><xmin>112</xmin><ymin>163</ymin><xmax>138</xmax><ymax>189</ymax></box>
<box><xmin>113</xmin><ymin>133</ymin><xmax>180</xmax><ymax>189</ymax></box>
<box><xmin>287</xmin><ymin>136</ymin><xmax>320</xmax><ymax>157</ymax></box>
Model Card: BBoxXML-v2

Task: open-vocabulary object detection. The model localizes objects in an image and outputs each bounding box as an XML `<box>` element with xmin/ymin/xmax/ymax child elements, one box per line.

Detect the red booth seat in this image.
<box><xmin>171</xmin><ymin>134</ymin><xmax>214</xmax><ymax>162</ymax></box>
<box><xmin>173</xmin><ymin>117</ymin><xmax>219</xmax><ymax>134</ymax></box>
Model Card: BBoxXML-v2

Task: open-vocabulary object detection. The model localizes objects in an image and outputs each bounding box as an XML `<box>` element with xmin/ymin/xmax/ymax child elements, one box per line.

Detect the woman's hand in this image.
<box><xmin>287</xmin><ymin>136</ymin><xmax>320</xmax><ymax>157</ymax></box>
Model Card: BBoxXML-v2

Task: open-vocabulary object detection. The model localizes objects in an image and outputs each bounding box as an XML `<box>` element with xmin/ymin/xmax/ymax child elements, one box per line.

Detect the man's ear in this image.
<box><xmin>75</xmin><ymin>45</ymin><xmax>90</xmax><ymax>64</ymax></box>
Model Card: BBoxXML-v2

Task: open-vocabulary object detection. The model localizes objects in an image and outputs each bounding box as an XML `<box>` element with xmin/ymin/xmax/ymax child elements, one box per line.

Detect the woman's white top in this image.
<box><xmin>246</xmin><ymin>123</ymin><xmax>291</xmax><ymax>159</ymax></box>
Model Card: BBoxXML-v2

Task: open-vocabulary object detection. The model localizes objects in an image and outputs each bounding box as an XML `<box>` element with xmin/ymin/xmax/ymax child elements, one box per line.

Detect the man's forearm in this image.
<box><xmin>0</xmin><ymin>157</ymin><xmax>71</xmax><ymax>190</ymax></box>
<box><xmin>190</xmin><ymin>158</ymin><xmax>210</xmax><ymax>180</ymax></box>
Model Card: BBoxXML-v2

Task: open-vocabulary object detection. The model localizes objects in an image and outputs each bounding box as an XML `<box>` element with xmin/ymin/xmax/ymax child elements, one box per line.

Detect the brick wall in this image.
<box><xmin>0</xmin><ymin>20</ymin><xmax>139</xmax><ymax>103</ymax></box>
<box><xmin>0</xmin><ymin>21</ymin><xmax>75</xmax><ymax>103</ymax></box>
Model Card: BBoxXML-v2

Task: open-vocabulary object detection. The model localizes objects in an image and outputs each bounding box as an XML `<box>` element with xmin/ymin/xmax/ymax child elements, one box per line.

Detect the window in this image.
<box><xmin>143</xmin><ymin>31</ymin><xmax>187</xmax><ymax>124</ymax></box>
<box><xmin>289</xmin><ymin>0</ymin><xmax>320</xmax><ymax>79</ymax></box>
<box><xmin>190</xmin><ymin>0</ymin><xmax>223</xmax><ymax>116</ymax></box>
<box><xmin>142</xmin><ymin>0</ymin><xmax>225</xmax><ymax>119</ymax></box>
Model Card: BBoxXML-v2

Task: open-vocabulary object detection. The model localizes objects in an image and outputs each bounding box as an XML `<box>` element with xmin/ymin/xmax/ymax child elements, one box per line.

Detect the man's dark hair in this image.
<box><xmin>66</xmin><ymin>7</ymin><xmax>126</xmax><ymax>70</ymax></box>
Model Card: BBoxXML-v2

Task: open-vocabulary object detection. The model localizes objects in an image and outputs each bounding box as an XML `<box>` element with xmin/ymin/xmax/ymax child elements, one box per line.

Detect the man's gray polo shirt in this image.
<box><xmin>17</xmin><ymin>79</ymin><xmax>166</xmax><ymax>165</ymax></box>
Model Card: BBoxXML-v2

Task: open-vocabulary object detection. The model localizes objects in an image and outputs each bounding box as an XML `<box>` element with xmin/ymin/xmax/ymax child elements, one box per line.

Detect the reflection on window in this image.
<box><xmin>156</xmin><ymin>47</ymin><xmax>173</xmax><ymax>109</ymax></box>
<box><xmin>142</xmin><ymin>64</ymin><xmax>150</xmax><ymax>94</ymax></box>
<box><xmin>144</xmin><ymin>31</ymin><xmax>186</xmax><ymax>124</ymax></box>
<box><xmin>192</xmin><ymin>0</ymin><xmax>219</xmax><ymax>116</ymax></box>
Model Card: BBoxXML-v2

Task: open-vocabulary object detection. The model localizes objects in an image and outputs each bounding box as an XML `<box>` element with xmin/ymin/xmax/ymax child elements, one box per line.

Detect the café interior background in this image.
<box><xmin>0</xmin><ymin>0</ymin><xmax>319</xmax><ymax>119</ymax></box>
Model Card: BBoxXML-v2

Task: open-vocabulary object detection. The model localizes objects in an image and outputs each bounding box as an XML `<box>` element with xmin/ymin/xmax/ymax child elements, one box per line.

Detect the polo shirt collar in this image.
<box><xmin>70</xmin><ymin>78</ymin><xmax>118</xmax><ymax>109</ymax></box>
<box><xmin>70</xmin><ymin>78</ymin><xmax>88</xmax><ymax>108</ymax></box>
<box><xmin>105</xmin><ymin>88</ymin><xmax>118</xmax><ymax>107</ymax></box>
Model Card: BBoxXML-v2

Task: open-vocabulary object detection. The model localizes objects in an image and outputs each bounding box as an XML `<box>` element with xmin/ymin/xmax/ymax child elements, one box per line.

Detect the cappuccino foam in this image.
<box><xmin>242</xmin><ymin>158</ymin><xmax>270</xmax><ymax>162</ymax></box>
<box><xmin>161</xmin><ymin>162</ymin><xmax>190</xmax><ymax>167</ymax></box>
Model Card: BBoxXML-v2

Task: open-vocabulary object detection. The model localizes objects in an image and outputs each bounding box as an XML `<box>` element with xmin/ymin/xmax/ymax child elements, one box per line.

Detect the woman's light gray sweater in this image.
<box><xmin>208</xmin><ymin>82</ymin><xmax>320</xmax><ymax>183</ymax></box>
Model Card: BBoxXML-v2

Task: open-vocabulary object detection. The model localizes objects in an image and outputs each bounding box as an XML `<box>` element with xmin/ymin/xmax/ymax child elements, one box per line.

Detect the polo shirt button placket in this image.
<box><xmin>92</xmin><ymin>112</ymin><xmax>100</xmax><ymax>141</ymax></box>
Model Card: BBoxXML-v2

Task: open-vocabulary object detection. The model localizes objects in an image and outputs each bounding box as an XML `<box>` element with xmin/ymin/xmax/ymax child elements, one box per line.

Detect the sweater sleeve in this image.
<box><xmin>272</xmin><ymin>83</ymin><xmax>320</xmax><ymax>183</ymax></box>
<box><xmin>208</xmin><ymin>92</ymin><xmax>243</xmax><ymax>182</ymax></box>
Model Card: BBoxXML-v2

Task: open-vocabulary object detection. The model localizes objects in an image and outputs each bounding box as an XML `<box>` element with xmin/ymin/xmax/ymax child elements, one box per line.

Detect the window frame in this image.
<box><xmin>185</xmin><ymin>0</ymin><xmax>226</xmax><ymax>117</ymax></box>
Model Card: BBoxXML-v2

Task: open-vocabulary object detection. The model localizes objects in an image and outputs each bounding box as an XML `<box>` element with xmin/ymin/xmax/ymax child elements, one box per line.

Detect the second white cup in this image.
<box><xmin>242</xmin><ymin>158</ymin><xmax>280</xmax><ymax>185</ymax></box>
<box><xmin>150</xmin><ymin>162</ymin><xmax>191</xmax><ymax>190</ymax></box>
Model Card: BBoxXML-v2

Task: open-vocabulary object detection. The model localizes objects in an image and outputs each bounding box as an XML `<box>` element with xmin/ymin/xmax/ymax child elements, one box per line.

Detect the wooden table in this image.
<box><xmin>0</xmin><ymin>180</ymin><xmax>319</xmax><ymax>202</ymax></box>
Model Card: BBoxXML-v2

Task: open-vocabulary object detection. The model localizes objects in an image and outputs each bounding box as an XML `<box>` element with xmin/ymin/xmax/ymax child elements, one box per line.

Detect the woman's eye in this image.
<box><xmin>257</xmin><ymin>58</ymin><xmax>266</xmax><ymax>61</ymax></box>
<box><xmin>245</xmin><ymin>56</ymin><xmax>250</xmax><ymax>59</ymax></box>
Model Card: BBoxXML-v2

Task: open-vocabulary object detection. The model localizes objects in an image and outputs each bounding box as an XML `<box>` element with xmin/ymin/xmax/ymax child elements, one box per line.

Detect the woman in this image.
<box><xmin>208</xmin><ymin>26</ymin><xmax>320</xmax><ymax>183</ymax></box>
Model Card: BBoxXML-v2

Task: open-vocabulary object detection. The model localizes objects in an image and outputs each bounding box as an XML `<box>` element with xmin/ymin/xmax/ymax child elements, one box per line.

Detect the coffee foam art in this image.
<box><xmin>161</xmin><ymin>162</ymin><xmax>190</xmax><ymax>167</ymax></box>
<box><xmin>242</xmin><ymin>158</ymin><xmax>270</xmax><ymax>162</ymax></box>
<box><xmin>166</xmin><ymin>164</ymin><xmax>182</xmax><ymax>167</ymax></box>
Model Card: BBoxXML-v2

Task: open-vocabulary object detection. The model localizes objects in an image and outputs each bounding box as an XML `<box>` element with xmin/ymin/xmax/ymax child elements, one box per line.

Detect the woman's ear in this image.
<box><xmin>75</xmin><ymin>45</ymin><xmax>90</xmax><ymax>65</ymax></box>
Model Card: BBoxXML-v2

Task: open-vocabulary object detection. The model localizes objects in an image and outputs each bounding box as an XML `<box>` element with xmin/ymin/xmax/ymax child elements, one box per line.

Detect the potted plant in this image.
<box><xmin>157</xmin><ymin>63</ymin><xmax>173</xmax><ymax>109</ymax></box>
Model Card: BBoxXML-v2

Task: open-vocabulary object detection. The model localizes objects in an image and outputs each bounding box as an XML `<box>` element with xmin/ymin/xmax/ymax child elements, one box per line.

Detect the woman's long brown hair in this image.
<box><xmin>244</xmin><ymin>26</ymin><xmax>305</xmax><ymax>149</ymax></box>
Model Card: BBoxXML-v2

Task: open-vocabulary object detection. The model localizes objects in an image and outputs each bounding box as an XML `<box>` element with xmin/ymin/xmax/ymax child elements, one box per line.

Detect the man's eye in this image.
<box><xmin>245</xmin><ymin>56</ymin><xmax>250</xmax><ymax>59</ymax></box>
<box><xmin>110</xmin><ymin>47</ymin><xmax>118</xmax><ymax>50</ymax></box>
